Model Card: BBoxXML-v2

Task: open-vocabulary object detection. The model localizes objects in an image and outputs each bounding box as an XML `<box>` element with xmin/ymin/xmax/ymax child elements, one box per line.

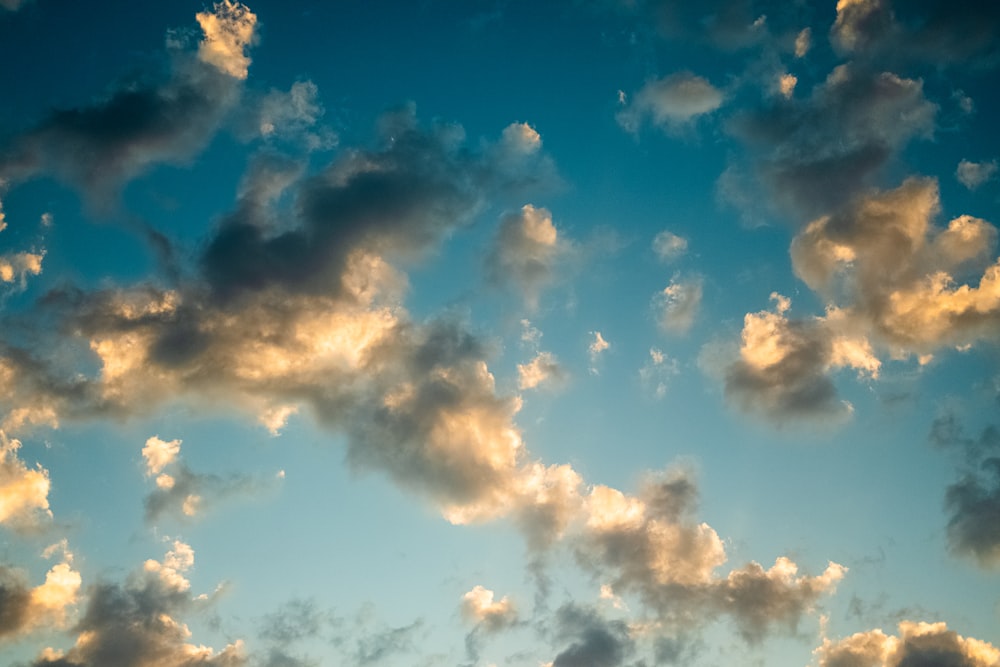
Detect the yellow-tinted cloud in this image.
<box><xmin>196</xmin><ymin>1</ymin><xmax>257</xmax><ymax>79</ymax></box>
<box><xmin>0</xmin><ymin>431</ymin><xmax>51</xmax><ymax>530</ymax></box>
<box><xmin>814</xmin><ymin>620</ymin><xmax>1000</xmax><ymax>667</ymax></box>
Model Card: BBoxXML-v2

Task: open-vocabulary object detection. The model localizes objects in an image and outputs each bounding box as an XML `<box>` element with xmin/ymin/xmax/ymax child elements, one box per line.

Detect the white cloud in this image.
<box><xmin>517</xmin><ymin>352</ymin><xmax>565</xmax><ymax>390</ymax></box>
<box><xmin>142</xmin><ymin>436</ymin><xmax>182</xmax><ymax>476</ymax></box>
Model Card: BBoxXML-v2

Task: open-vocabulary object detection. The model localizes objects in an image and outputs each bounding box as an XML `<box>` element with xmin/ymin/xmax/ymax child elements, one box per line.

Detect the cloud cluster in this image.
<box><xmin>0</xmin><ymin>2</ymin><xmax>256</xmax><ymax>204</ymax></box>
<box><xmin>725</xmin><ymin>177</ymin><xmax>1000</xmax><ymax>422</ymax></box>
<box><xmin>813</xmin><ymin>620</ymin><xmax>1000</xmax><ymax>667</ymax></box>
<box><xmin>31</xmin><ymin>541</ymin><xmax>244</xmax><ymax>667</ymax></box>
<box><xmin>461</xmin><ymin>585</ymin><xmax>518</xmax><ymax>632</ymax></box>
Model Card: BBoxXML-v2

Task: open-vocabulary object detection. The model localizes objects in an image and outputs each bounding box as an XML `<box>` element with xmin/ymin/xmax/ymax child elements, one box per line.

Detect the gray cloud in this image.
<box><xmin>0</xmin><ymin>4</ymin><xmax>256</xmax><ymax>207</ymax></box>
<box><xmin>486</xmin><ymin>204</ymin><xmax>566</xmax><ymax>310</ymax></box>
<box><xmin>724</xmin><ymin>64</ymin><xmax>936</xmax><ymax>221</ymax></box>
<box><xmin>617</xmin><ymin>73</ymin><xmax>723</xmax><ymax>133</ymax></box>
<box><xmin>31</xmin><ymin>542</ymin><xmax>243</xmax><ymax>667</ymax></box>
<box><xmin>549</xmin><ymin>604</ymin><xmax>634</xmax><ymax>667</ymax></box>
<box><xmin>945</xmin><ymin>457</ymin><xmax>1000</xmax><ymax>567</ymax></box>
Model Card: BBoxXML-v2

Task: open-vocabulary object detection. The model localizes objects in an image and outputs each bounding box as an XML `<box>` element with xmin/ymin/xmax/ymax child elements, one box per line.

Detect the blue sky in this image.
<box><xmin>1</xmin><ymin>1</ymin><xmax>999</xmax><ymax>666</ymax></box>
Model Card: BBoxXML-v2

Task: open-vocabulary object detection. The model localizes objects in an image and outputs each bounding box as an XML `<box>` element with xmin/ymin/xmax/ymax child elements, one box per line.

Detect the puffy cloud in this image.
<box><xmin>726</xmin><ymin>178</ymin><xmax>1000</xmax><ymax>423</ymax></box>
<box><xmin>0</xmin><ymin>3</ymin><xmax>253</xmax><ymax>203</ymax></box>
<box><xmin>723</xmin><ymin>294</ymin><xmax>877</xmax><ymax>423</ymax></box>
<box><xmin>487</xmin><ymin>204</ymin><xmax>565</xmax><ymax>309</ymax></box>
<box><xmin>461</xmin><ymin>585</ymin><xmax>518</xmax><ymax>631</ymax></box>
<box><xmin>813</xmin><ymin>620</ymin><xmax>1000</xmax><ymax>667</ymax></box>
<box><xmin>31</xmin><ymin>541</ymin><xmax>245</xmax><ymax>667</ymax></box>
<box><xmin>517</xmin><ymin>352</ymin><xmax>566</xmax><ymax>390</ymax></box>
<box><xmin>651</xmin><ymin>230</ymin><xmax>688</xmax><ymax>262</ymax></box>
<box><xmin>790</xmin><ymin>178</ymin><xmax>1000</xmax><ymax>352</ymax></box>
<box><xmin>617</xmin><ymin>73</ymin><xmax>723</xmax><ymax>132</ymax></box>
<box><xmin>778</xmin><ymin>73</ymin><xmax>797</xmax><ymax>99</ymax></box>
<box><xmin>195</xmin><ymin>1</ymin><xmax>257</xmax><ymax>79</ymax></box>
<box><xmin>653</xmin><ymin>277</ymin><xmax>702</xmax><ymax>334</ymax></box>
<box><xmin>142</xmin><ymin>436</ymin><xmax>181</xmax><ymax>476</ymax></box>
<box><xmin>956</xmin><ymin>159</ymin><xmax>998</xmax><ymax>190</ymax></box>
<box><xmin>0</xmin><ymin>549</ymin><xmax>80</xmax><ymax>641</ymax></box>
<box><xmin>0</xmin><ymin>430</ymin><xmax>51</xmax><ymax>530</ymax></box>
<box><xmin>725</xmin><ymin>65</ymin><xmax>936</xmax><ymax>219</ymax></box>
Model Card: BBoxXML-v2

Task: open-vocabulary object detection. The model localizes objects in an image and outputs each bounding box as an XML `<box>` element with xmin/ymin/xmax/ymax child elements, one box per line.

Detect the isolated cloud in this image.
<box><xmin>617</xmin><ymin>73</ymin><xmax>723</xmax><ymax>132</ymax></box>
<box><xmin>487</xmin><ymin>204</ymin><xmax>564</xmax><ymax>309</ymax></box>
<box><xmin>461</xmin><ymin>585</ymin><xmax>518</xmax><ymax>631</ymax></box>
<box><xmin>0</xmin><ymin>549</ymin><xmax>80</xmax><ymax>641</ymax></box>
<box><xmin>588</xmin><ymin>331</ymin><xmax>610</xmax><ymax>374</ymax></box>
<box><xmin>518</xmin><ymin>352</ymin><xmax>566</xmax><ymax>390</ymax></box>
<box><xmin>725</xmin><ymin>64</ymin><xmax>936</xmax><ymax>219</ymax></box>
<box><xmin>0</xmin><ymin>430</ymin><xmax>51</xmax><ymax>530</ymax></box>
<box><xmin>956</xmin><ymin>159</ymin><xmax>998</xmax><ymax>190</ymax></box>
<box><xmin>945</xmin><ymin>457</ymin><xmax>1000</xmax><ymax>567</ymax></box>
<box><xmin>31</xmin><ymin>541</ymin><xmax>244</xmax><ymax>667</ymax></box>
<box><xmin>639</xmin><ymin>347</ymin><xmax>678</xmax><ymax>399</ymax></box>
<box><xmin>652</xmin><ymin>230</ymin><xmax>688</xmax><ymax>262</ymax></box>
<box><xmin>813</xmin><ymin>620</ymin><xmax>1000</xmax><ymax>667</ymax></box>
<box><xmin>653</xmin><ymin>277</ymin><xmax>702</xmax><ymax>334</ymax></box>
<box><xmin>0</xmin><ymin>2</ymin><xmax>255</xmax><ymax>203</ymax></box>
<box><xmin>195</xmin><ymin>0</ymin><xmax>257</xmax><ymax>79</ymax></box>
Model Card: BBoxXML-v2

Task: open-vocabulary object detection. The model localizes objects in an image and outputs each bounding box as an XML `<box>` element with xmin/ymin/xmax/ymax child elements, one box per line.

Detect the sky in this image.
<box><xmin>0</xmin><ymin>0</ymin><xmax>999</xmax><ymax>665</ymax></box>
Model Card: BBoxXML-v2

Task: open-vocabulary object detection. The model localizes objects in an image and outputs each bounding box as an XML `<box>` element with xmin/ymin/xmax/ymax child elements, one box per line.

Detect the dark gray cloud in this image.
<box><xmin>945</xmin><ymin>457</ymin><xmax>1000</xmax><ymax>567</ymax></box>
<box><xmin>0</xmin><ymin>24</ymin><xmax>249</xmax><ymax>207</ymax></box>
<box><xmin>549</xmin><ymin>604</ymin><xmax>634</xmax><ymax>667</ymax></box>
<box><xmin>31</xmin><ymin>542</ymin><xmax>244</xmax><ymax>667</ymax></box>
<box><xmin>724</xmin><ymin>64</ymin><xmax>936</xmax><ymax>221</ymax></box>
<box><xmin>0</xmin><ymin>566</ymin><xmax>32</xmax><ymax>639</ymax></box>
<box><xmin>143</xmin><ymin>463</ymin><xmax>260</xmax><ymax>523</ymax></box>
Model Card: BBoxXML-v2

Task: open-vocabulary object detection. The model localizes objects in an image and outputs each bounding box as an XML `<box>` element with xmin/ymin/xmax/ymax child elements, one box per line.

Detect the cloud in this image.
<box><xmin>795</xmin><ymin>27</ymin><xmax>812</xmax><ymax>57</ymax></box>
<box><xmin>588</xmin><ymin>331</ymin><xmax>610</xmax><ymax>374</ymax></box>
<box><xmin>0</xmin><ymin>250</ymin><xmax>43</xmax><ymax>285</ymax></box>
<box><xmin>945</xmin><ymin>457</ymin><xmax>1000</xmax><ymax>567</ymax></box>
<box><xmin>0</xmin><ymin>548</ymin><xmax>80</xmax><ymax>642</ymax></box>
<box><xmin>140</xmin><ymin>436</ymin><xmax>268</xmax><ymax>523</ymax></box>
<box><xmin>196</xmin><ymin>1</ymin><xmax>257</xmax><ymax>79</ymax></box>
<box><xmin>956</xmin><ymin>159</ymin><xmax>998</xmax><ymax>190</ymax></box>
<box><xmin>141</xmin><ymin>435</ymin><xmax>181</xmax><ymax>476</ymax></box>
<box><xmin>724</xmin><ymin>177</ymin><xmax>1000</xmax><ymax>423</ymax></box>
<box><xmin>461</xmin><ymin>585</ymin><xmax>518</xmax><ymax>631</ymax></box>
<box><xmin>31</xmin><ymin>541</ymin><xmax>245</xmax><ymax>667</ymax></box>
<box><xmin>829</xmin><ymin>0</ymin><xmax>1000</xmax><ymax>65</ymax></box>
<box><xmin>0</xmin><ymin>0</ymin><xmax>28</xmax><ymax>10</ymax></box>
<box><xmin>0</xmin><ymin>430</ymin><xmax>51</xmax><ymax>530</ymax></box>
<box><xmin>487</xmin><ymin>204</ymin><xmax>565</xmax><ymax>309</ymax></box>
<box><xmin>547</xmin><ymin>604</ymin><xmax>634</xmax><ymax>667</ymax></box>
<box><xmin>813</xmin><ymin>620</ymin><xmax>1000</xmax><ymax>667</ymax></box>
<box><xmin>0</xmin><ymin>3</ymin><xmax>255</xmax><ymax>204</ymax></box>
<box><xmin>723</xmin><ymin>294</ymin><xmax>878</xmax><ymax>423</ymax></box>
<box><xmin>518</xmin><ymin>352</ymin><xmax>566</xmax><ymax>390</ymax></box>
<box><xmin>353</xmin><ymin>618</ymin><xmax>424</xmax><ymax>665</ymax></box>
<box><xmin>724</xmin><ymin>64</ymin><xmax>936</xmax><ymax>220</ymax></box>
<box><xmin>653</xmin><ymin>277</ymin><xmax>702</xmax><ymax>334</ymax></box>
<box><xmin>617</xmin><ymin>73</ymin><xmax>723</xmax><ymax>132</ymax></box>
<box><xmin>239</xmin><ymin>80</ymin><xmax>337</xmax><ymax>151</ymax></box>
<box><xmin>639</xmin><ymin>347</ymin><xmax>678</xmax><ymax>399</ymax></box>
<box><xmin>652</xmin><ymin>230</ymin><xmax>688</xmax><ymax>262</ymax></box>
